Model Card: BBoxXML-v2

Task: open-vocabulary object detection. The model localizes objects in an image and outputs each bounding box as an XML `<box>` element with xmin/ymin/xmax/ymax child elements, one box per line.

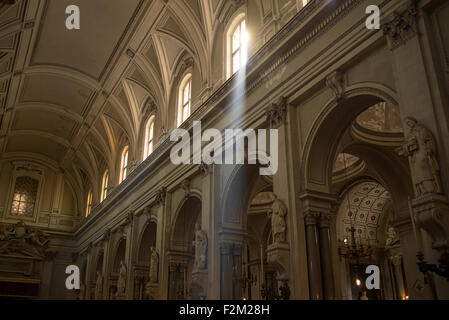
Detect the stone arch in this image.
<box><xmin>301</xmin><ymin>87</ymin><xmax>400</xmax><ymax>193</ymax></box>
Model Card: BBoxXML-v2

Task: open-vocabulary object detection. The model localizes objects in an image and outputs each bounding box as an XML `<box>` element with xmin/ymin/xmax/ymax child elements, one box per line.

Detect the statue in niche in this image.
<box><xmin>193</xmin><ymin>223</ymin><xmax>208</xmax><ymax>270</ymax></box>
<box><xmin>117</xmin><ymin>260</ymin><xmax>127</xmax><ymax>295</ymax></box>
<box><xmin>386</xmin><ymin>226</ymin><xmax>400</xmax><ymax>247</ymax></box>
<box><xmin>268</xmin><ymin>195</ymin><xmax>287</xmax><ymax>244</ymax></box>
<box><xmin>149</xmin><ymin>246</ymin><xmax>159</xmax><ymax>283</ymax></box>
<box><xmin>400</xmin><ymin>117</ymin><xmax>443</xmax><ymax>196</ymax></box>
<box><xmin>94</xmin><ymin>271</ymin><xmax>103</xmax><ymax>300</ymax></box>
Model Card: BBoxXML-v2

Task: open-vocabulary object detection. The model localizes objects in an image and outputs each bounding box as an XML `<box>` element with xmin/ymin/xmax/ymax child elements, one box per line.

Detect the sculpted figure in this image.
<box><xmin>386</xmin><ymin>226</ymin><xmax>399</xmax><ymax>247</ymax></box>
<box><xmin>117</xmin><ymin>260</ymin><xmax>127</xmax><ymax>295</ymax></box>
<box><xmin>193</xmin><ymin>223</ymin><xmax>208</xmax><ymax>270</ymax></box>
<box><xmin>95</xmin><ymin>271</ymin><xmax>103</xmax><ymax>300</ymax></box>
<box><xmin>149</xmin><ymin>246</ymin><xmax>159</xmax><ymax>283</ymax></box>
<box><xmin>401</xmin><ymin>117</ymin><xmax>442</xmax><ymax>196</ymax></box>
<box><xmin>268</xmin><ymin>195</ymin><xmax>287</xmax><ymax>243</ymax></box>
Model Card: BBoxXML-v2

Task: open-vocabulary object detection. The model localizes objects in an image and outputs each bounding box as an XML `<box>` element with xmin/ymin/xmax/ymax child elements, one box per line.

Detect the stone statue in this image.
<box><xmin>95</xmin><ymin>271</ymin><xmax>103</xmax><ymax>300</ymax></box>
<box><xmin>193</xmin><ymin>223</ymin><xmax>207</xmax><ymax>270</ymax></box>
<box><xmin>386</xmin><ymin>226</ymin><xmax>400</xmax><ymax>247</ymax></box>
<box><xmin>117</xmin><ymin>260</ymin><xmax>127</xmax><ymax>295</ymax></box>
<box><xmin>149</xmin><ymin>246</ymin><xmax>159</xmax><ymax>283</ymax></box>
<box><xmin>360</xmin><ymin>291</ymin><xmax>369</xmax><ymax>300</ymax></box>
<box><xmin>401</xmin><ymin>117</ymin><xmax>442</xmax><ymax>197</ymax></box>
<box><xmin>268</xmin><ymin>195</ymin><xmax>287</xmax><ymax>243</ymax></box>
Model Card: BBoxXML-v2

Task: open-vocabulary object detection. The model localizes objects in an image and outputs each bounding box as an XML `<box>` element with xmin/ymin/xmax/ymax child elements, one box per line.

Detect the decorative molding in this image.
<box><xmin>266</xmin><ymin>96</ymin><xmax>288</xmax><ymax>129</ymax></box>
<box><xmin>198</xmin><ymin>163</ymin><xmax>212</xmax><ymax>177</ymax></box>
<box><xmin>155</xmin><ymin>187</ymin><xmax>167</xmax><ymax>207</ymax></box>
<box><xmin>126</xmin><ymin>48</ymin><xmax>135</xmax><ymax>58</ymax></box>
<box><xmin>181</xmin><ymin>179</ymin><xmax>190</xmax><ymax>199</ymax></box>
<box><xmin>382</xmin><ymin>1</ymin><xmax>418</xmax><ymax>50</ymax></box>
<box><xmin>325</xmin><ymin>70</ymin><xmax>345</xmax><ymax>101</ymax></box>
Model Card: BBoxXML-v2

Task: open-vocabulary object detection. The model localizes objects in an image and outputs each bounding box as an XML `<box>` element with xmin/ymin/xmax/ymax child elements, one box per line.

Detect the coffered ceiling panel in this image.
<box><xmin>30</xmin><ymin>0</ymin><xmax>142</xmax><ymax>79</ymax></box>
<box><xmin>19</xmin><ymin>74</ymin><xmax>92</xmax><ymax>115</ymax></box>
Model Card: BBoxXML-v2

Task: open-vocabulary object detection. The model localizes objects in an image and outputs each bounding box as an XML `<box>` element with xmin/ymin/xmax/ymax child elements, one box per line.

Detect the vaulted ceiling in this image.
<box><xmin>0</xmin><ymin>0</ymin><xmax>261</xmax><ymax>197</ymax></box>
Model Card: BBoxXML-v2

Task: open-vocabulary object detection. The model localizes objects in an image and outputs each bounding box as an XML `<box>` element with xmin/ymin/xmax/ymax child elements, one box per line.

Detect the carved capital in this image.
<box><xmin>325</xmin><ymin>70</ymin><xmax>345</xmax><ymax>101</ymax></box>
<box><xmin>181</xmin><ymin>179</ymin><xmax>191</xmax><ymax>199</ymax></box>
<box><xmin>266</xmin><ymin>96</ymin><xmax>288</xmax><ymax>129</ymax></box>
<box><xmin>318</xmin><ymin>213</ymin><xmax>332</xmax><ymax>228</ymax></box>
<box><xmin>382</xmin><ymin>2</ymin><xmax>418</xmax><ymax>50</ymax></box>
<box><xmin>155</xmin><ymin>187</ymin><xmax>167</xmax><ymax>207</ymax></box>
<box><xmin>304</xmin><ymin>211</ymin><xmax>321</xmax><ymax>226</ymax></box>
<box><xmin>198</xmin><ymin>163</ymin><xmax>212</xmax><ymax>177</ymax></box>
<box><xmin>102</xmin><ymin>228</ymin><xmax>111</xmax><ymax>242</ymax></box>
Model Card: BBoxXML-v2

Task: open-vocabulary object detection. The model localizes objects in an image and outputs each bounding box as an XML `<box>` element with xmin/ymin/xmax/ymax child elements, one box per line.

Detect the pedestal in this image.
<box><xmin>266</xmin><ymin>242</ymin><xmax>290</xmax><ymax>280</ymax></box>
<box><xmin>191</xmin><ymin>269</ymin><xmax>208</xmax><ymax>299</ymax></box>
<box><xmin>145</xmin><ymin>283</ymin><xmax>160</xmax><ymax>300</ymax></box>
<box><xmin>412</xmin><ymin>194</ymin><xmax>449</xmax><ymax>250</ymax></box>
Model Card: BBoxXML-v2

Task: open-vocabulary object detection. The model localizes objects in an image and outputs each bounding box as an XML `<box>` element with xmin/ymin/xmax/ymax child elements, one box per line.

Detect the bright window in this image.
<box><xmin>86</xmin><ymin>190</ymin><xmax>93</xmax><ymax>216</ymax></box>
<box><xmin>101</xmin><ymin>171</ymin><xmax>109</xmax><ymax>201</ymax></box>
<box><xmin>144</xmin><ymin>117</ymin><xmax>155</xmax><ymax>159</ymax></box>
<box><xmin>10</xmin><ymin>177</ymin><xmax>38</xmax><ymax>217</ymax></box>
<box><xmin>229</xmin><ymin>18</ymin><xmax>248</xmax><ymax>77</ymax></box>
<box><xmin>120</xmin><ymin>146</ymin><xmax>129</xmax><ymax>183</ymax></box>
<box><xmin>178</xmin><ymin>74</ymin><xmax>192</xmax><ymax>126</ymax></box>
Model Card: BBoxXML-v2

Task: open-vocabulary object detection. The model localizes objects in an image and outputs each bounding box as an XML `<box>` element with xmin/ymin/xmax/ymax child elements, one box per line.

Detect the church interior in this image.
<box><xmin>0</xmin><ymin>0</ymin><xmax>449</xmax><ymax>300</ymax></box>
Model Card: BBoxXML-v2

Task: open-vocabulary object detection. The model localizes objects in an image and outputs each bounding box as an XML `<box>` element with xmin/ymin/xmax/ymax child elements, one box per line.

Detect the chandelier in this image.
<box><xmin>338</xmin><ymin>224</ymin><xmax>373</xmax><ymax>264</ymax></box>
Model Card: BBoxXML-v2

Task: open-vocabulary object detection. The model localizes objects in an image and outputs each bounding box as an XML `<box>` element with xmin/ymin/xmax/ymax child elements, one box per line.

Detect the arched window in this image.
<box><xmin>178</xmin><ymin>74</ymin><xmax>192</xmax><ymax>127</ymax></box>
<box><xmin>10</xmin><ymin>176</ymin><xmax>39</xmax><ymax>217</ymax></box>
<box><xmin>144</xmin><ymin>116</ymin><xmax>155</xmax><ymax>159</ymax></box>
<box><xmin>86</xmin><ymin>189</ymin><xmax>93</xmax><ymax>216</ymax></box>
<box><xmin>120</xmin><ymin>146</ymin><xmax>129</xmax><ymax>183</ymax></box>
<box><xmin>227</xmin><ymin>16</ymin><xmax>248</xmax><ymax>78</ymax></box>
<box><xmin>101</xmin><ymin>170</ymin><xmax>109</xmax><ymax>202</ymax></box>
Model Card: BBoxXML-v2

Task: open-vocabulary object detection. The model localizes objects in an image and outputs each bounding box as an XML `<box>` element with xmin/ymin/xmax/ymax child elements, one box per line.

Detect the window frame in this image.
<box><xmin>86</xmin><ymin>189</ymin><xmax>93</xmax><ymax>216</ymax></box>
<box><xmin>177</xmin><ymin>73</ymin><xmax>192</xmax><ymax>127</ymax></box>
<box><xmin>120</xmin><ymin>146</ymin><xmax>129</xmax><ymax>183</ymax></box>
<box><xmin>144</xmin><ymin>116</ymin><xmax>155</xmax><ymax>160</ymax></box>
<box><xmin>6</xmin><ymin>164</ymin><xmax>44</xmax><ymax>222</ymax></box>
<box><xmin>101</xmin><ymin>170</ymin><xmax>109</xmax><ymax>202</ymax></box>
<box><xmin>226</xmin><ymin>13</ymin><xmax>248</xmax><ymax>79</ymax></box>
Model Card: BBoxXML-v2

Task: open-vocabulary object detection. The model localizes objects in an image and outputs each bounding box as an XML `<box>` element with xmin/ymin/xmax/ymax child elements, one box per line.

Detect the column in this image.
<box><xmin>220</xmin><ymin>242</ymin><xmax>234</xmax><ymax>299</ymax></box>
<box><xmin>304</xmin><ymin>212</ymin><xmax>322</xmax><ymax>300</ymax></box>
<box><xmin>319</xmin><ymin>214</ymin><xmax>335</xmax><ymax>300</ymax></box>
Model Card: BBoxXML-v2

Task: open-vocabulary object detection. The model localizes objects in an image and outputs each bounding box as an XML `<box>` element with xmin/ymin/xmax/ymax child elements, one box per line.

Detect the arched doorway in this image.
<box><xmin>168</xmin><ymin>196</ymin><xmax>201</xmax><ymax>299</ymax></box>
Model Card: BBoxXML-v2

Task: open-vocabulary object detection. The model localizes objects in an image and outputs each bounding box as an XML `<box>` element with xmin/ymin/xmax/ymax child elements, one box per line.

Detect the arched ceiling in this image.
<box><xmin>0</xmin><ymin>0</ymin><xmax>243</xmax><ymax>193</ymax></box>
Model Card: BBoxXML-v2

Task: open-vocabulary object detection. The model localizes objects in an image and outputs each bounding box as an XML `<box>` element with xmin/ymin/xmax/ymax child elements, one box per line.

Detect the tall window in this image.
<box><xmin>101</xmin><ymin>170</ymin><xmax>109</xmax><ymax>202</ymax></box>
<box><xmin>120</xmin><ymin>146</ymin><xmax>129</xmax><ymax>183</ymax></box>
<box><xmin>228</xmin><ymin>17</ymin><xmax>248</xmax><ymax>77</ymax></box>
<box><xmin>10</xmin><ymin>177</ymin><xmax>39</xmax><ymax>217</ymax></box>
<box><xmin>178</xmin><ymin>74</ymin><xmax>192</xmax><ymax>126</ymax></box>
<box><xmin>144</xmin><ymin>117</ymin><xmax>155</xmax><ymax>159</ymax></box>
<box><xmin>86</xmin><ymin>190</ymin><xmax>93</xmax><ymax>216</ymax></box>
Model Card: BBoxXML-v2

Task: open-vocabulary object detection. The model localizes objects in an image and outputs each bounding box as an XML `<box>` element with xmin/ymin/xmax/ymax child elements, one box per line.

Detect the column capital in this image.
<box><xmin>318</xmin><ymin>213</ymin><xmax>332</xmax><ymax>228</ymax></box>
<box><xmin>304</xmin><ymin>211</ymin><xmax>320</xmax><ymax>226</ymax></box>
<box><xmin>266</xmin><ymin>96</ymin><xmax>288</xmax><ymax>129</ymax></box>
<box><xmin>382</xmin><ymin>1</ymin><xmax>418</xmax><ymax>50</ymax></box>
<box><xmin>155</xmin><ymin>186</ymin><xmax>167</xmax><ymax>207</ymax></box>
